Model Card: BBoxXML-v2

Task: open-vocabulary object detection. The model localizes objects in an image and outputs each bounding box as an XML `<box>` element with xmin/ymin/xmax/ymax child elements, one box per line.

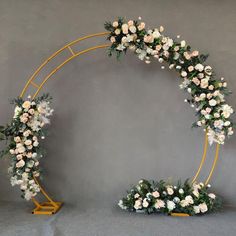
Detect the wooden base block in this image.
<box><xmin>32</xmin><ymin>201</ymin><xmax>63</xmax><ymax>215</ymax></box>
<box><xmin>170</xmin><ymin>212</ymin><xmax>190</xmax><ymax>217</ymax></box>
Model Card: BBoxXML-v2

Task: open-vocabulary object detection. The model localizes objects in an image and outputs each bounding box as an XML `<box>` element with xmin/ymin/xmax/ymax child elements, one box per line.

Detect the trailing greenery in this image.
<box><xmin>0</xmin><ymin>94</ymin><xmax>53</xmax><ymax>200</ymax></box>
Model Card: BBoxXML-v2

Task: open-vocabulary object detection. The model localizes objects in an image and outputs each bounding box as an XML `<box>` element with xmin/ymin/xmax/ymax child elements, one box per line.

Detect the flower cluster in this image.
<box><xmin>118</xmin><ymin>179</ymin><xmax>221</xmax><ymax>215</ymax></box>
<box><xmin>0</xmin><ymin>94</ymin><xmax>53</xmax><ymax>200</ymax></box>
<box><xmin>105</xmin><ymin>17</ymin><xmax>235</xmax><ymax>144</ymax></box>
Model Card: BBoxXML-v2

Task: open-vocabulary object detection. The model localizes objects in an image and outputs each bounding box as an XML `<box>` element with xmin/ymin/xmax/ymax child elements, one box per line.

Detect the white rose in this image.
<box><xmin>154</xmin><ymin>199</ymin><xmax>165</xmax><ymax>209</ymax></box>
<box><xmin>13</xmin><ymin>106</ymin><xmax>22</xmax><ymax>118</ymax></box>
<box><xmin>110</xmin><ymin>36</ymin><xmax>116</xmax><ymax>43</ymax></box>
<box><xmin>152</xmin><ymin>29</ymin><xmax>160</xmax><ymax>38</ymax></box>
<box><xmin>24</xmin><ymin>140</ymin><xmax>32</xmax><ymax>146</ymax></box>
<box><xmin>209</xmin><ymin>99</ymin><xmax>217</xmax><ymax>106</ymax></box>
<box><xmin>199</xmin><ymin>203</ymin><xmax>208</xmax><ymax>213</ymax></box>
<box><xmin>137</xmin><ymin>22</ymin><xmax>145</xmax><ymax>31</ymax></box>
<box><xmin>224</xmin><ymin>121</ymin><xmax>231</xmax><ymax>126</ymax></box>
<box><xmin>179</xmin><ymin>189</ymin><xmax>184</xmax><ymax>194</ymax></box>
<box><xmin>180</xmin><ymin>40</ymin><xmax>186</xmax><ymax>47</ymax></box>
<box><xmin>142</xmin><ymin>198</ymin><xmax>149</xmax><ymax>208</ymax></box>
<box><xmin>193</xmin><ymin>206</ymin><xmax>200</xmax><ymax>214</ymax></box>
<box><xmin>200</xmin><ymin>78</ymin><xmax>209</xmax><ymax>88</ymax></box>
<box><xmin>185</xmin><ymin>195</ymin><xmax>194</xmax><ymax>204</ymax></box>
<box><xmin>222</xmin><ymin>104</ymin><xmax>233</xmax><ymax>118</ymax></box>
<box><xmin>129</xmin><ymin>25</ymin><xmax>136</xmax><ymax>33</ymax></box>
<box><xmin>14</xmin><ymin>136</ymin><xmax>21</xmax><ymax>143</ymax></box>
<box><xmin>18</xmin><ymin>146</ymin><xmax>26</xmax><ymax>154</ymax></box>
<box><xmin>180</xmin><ymin>200</ymin><xmax>189</xmax><ymax>207</ymax></box>
<box><xmin>195</xmin><ymin>63</ymin><xmax>204</xmax><ymax>72</ymax></box>
<box><xmin>204</xmin><ymin>65</ymin><xmax>212</xmax><ymax>75</ymax></box>
<box><xmin>152</xmin><ymin>191</ymin><xmax>160</xmax><ymax>198</ymax></box>
<box><xmin>121</xmin><ymin>24</ymin><xmax>129</xmax><ymax>34</ymax></box>
<box><xmin>134</xmin><ymin>199</ymin><xmax>142</xmax><ymax>210</ymax></box>
<box><xmin>112</xmin><ymin>21</ymin><xmax>118</xmax><ymax>27</ymax></box>
<box><xmin>167</xmin><ymin>200</ymin><xmax>176</xmax><ymax>211</ymax></box>
<box><xmin>167</xmin><ymin>187</ymin><xmax>174</xmax><ymax>195</ymax></box>
<box><xmin>16</xmin><ymin>159</ymin><xmax>25</xmax><ymax>168</ymax></box>
<box><xmin>22</xmin><ymin>101</ymin><xmax>31</xmax><ymax>109</ymax></box>
<box><xmin>181</xmin><ymin>71</ymin><xmax>187</xmax><ymax>77</ymax></box>
<box><xmin>115</xmin><ymin>28</ymin><xmax>121</xmax><ymax>35</ymax></box>
<box><xmin>208</xmin><ymin>193</ymin><xmax>216</xmax><ymax>199</ymax></box>
<box><xmin>134</xmin><ymin>193</ymin><xmax>140</xmax><ymax>199</ymax></box>
<box><xmin>214</xmin><ymin>120</ymin><xmax>224</xmax><ymax>129</ymax></box>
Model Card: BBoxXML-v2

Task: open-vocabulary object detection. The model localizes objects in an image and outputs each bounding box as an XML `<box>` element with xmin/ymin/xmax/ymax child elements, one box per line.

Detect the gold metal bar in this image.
<box><xmin>191</xmin><ymin>132</ymin><xmax>208</xmax><ymax>184</ymax></box>
<box><xmin>20</xmin><ymin>32</ymin><xmax>109</xmax><ymax>98</ymax></box>
<box><xmin>33</xmin><ymin>176</ymin><xmax>58</xmax><ymax>208</ymax></box>
<box><xmin>205</xmin><ymin>143</ymin><xmax>220</xmax><ymax>185</ymax></box>
<box><xmin>30</xmin><ymin>81</ymin><xmax>40</xmax><ymax>88</ymax></box>
<box><xmin>32</xmin><ymin>43</ymin><xmax>110</xmax><ymax>99</ymax></box>
<box><xmin>68</xmin><ymin>46</ymin><xmax>75</xmax><ymax>55</ymax></box>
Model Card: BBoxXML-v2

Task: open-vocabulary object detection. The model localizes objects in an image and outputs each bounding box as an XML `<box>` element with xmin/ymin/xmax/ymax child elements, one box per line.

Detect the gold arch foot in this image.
<box><xmin>32</xmin><ymin>177</ymin><xmax>63</xmax><ymax>215</ymax></box>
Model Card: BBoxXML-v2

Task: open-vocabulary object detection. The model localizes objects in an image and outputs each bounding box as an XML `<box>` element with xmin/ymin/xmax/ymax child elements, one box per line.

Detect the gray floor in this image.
<box><xmin>0</xmin><ymin>201</ymin><xmax>236</xmax><ymax>236</ymax></box>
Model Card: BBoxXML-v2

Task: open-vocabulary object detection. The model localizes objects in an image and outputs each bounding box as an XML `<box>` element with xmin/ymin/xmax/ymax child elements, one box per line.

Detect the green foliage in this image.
<box><xmin>119</xmin><ymin>179</ymin><xmax>222</xmax><ymax>216</ymax></box>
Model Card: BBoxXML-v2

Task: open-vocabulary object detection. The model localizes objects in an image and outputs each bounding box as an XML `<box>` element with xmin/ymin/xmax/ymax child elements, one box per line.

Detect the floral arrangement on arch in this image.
<box><xmin>0</xmin><ymin>94</ymin><xmax>53</xmax><ymax>200</ymax></box>
<box><xmin>105</xmin><ymin>17</ymin><xmax>235</xmax><ymax>145</ymax></box>
<box><xmin>118</xmin><ymin>179</ymin><xmax>221</xmax><ymax>215</ymax></box>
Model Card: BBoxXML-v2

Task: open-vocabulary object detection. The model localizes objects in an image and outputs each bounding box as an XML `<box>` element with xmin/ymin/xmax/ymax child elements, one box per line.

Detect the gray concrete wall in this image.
<box><xmin>0</xmin><ymin>0</ymin><xmax>236</xmax><ymax>207</ymax></box>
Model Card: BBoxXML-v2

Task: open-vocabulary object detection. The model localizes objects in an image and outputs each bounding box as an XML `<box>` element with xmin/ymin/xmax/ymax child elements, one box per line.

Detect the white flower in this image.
<box><xmin>152</xmin><ymin>29</ymin><xmax>160</xmax><ymax>38</ymax></box>
<box><xmin>179</xmin><ymin>188</ymin><xmax>184</xmax><ymax>194</ymax></box>
<box><xmin>214</xmin><ymin>120</ymin><xmax>224</xmax><ymax>129</ymax></box>
<box><xmin>181</xmin><ymin>71</ymin><xmax>187</xmax><ymax>77</ymax></box>
<box><xmin>112</xmin><ymin>21</ymin><xmax>118</xmax><ymax>27</ymax></box>
<box><xmin>193</xmin><ymin>189</ymin><xmax>199</xmax><ymax>198</ymax></box>
<box><xmin>17</xmin><ymin>146</ymin><xmax>26</xmax><ymax>154</ymax></box>
<box><xmin>193</xmin><ymin>205</ymin><xmax>200</xmax><ymax>214</ymax></box>
<box><xmin>14</xmin><ymin>136</ymin><xmax>21</xmax><ymax>143</ymax></box>
<box><xmin>152</xmin><ymin>191</ymin><xmax>160</xmax><ymax>198</ymax></box>
<box><xmin>180</xmin><ymin>40</ymin><xmax>186</xmax><ymax>47</ymax></box>
<box><xmin>110</xmin><ymin>36</ymin><xmax>116</xmax><ymax>43</ymax></box>
<box><xmin>142</xmin><ymin>198</ymin><xmax>149</xmax><ymax>208</ymax></box>
<box><xmin>209</xmin><ymin>99</ymin><xmax>217</xmax><ymax>106</ymax></box>
<box><xmin>195</xmin><ymin>64</ymin><xmax>204</xmax><ymax>72</ymax></box>
<box><xmin>13</xmin><ymin>106</ymin><xmax>22</xmax><ymax>118</ymax></box>
<box><xmin>200</xmin><ymin>78</ymin><xmax>209</xmax><ymax>88</ymax></box>
<box><xmin>134</xmin><ymin>193</ymin><xmax>140</xmax><ymax>199</ymax></box>
<box><xmin>134</xmin><ymin>199</ymin><xmax>142</xmax><ymax>210</ymax></box>
<box><xmin>167</xmin><ymin>200</ymin><xmax>176</xmax><ymax>211</ymax></box>
<box><xmin>180</xmin><ymin>200</ymin><xmax>189</xmax><ymax>207</ymax></box>
<box><xmin>221</xmin><ymin>104</ymin><xmax>233</xmax><ymax>118</ymax></box>
<box><xmin>121</xmin><ymin>24</ymin><xmax>129</xmax><ymax>34</ymax></box>
<box><xmin>115</xmin><ymin>28</ymin><xmax>121</xmax><ymax>35</ymax></box>
<box><xmin>204</xmin><ymin>66</ymin><xmax>212</xmax><ymax>75</ymax></box>
<box><xmin>173</xmin><ymin>197</ymin><xmax>180</xmax><ymax>203</ymax></box>
<box><xmin>16</xmin><ymin>159</ymin><xmax>25</xmax><ymax>168</ymax></box>
<box><xmin>22</xmin><ymin>101</ymin><xmax>31</xmax><ymax>109</ymax></box>
<box><xmin>154</xmin><ymin>199</ymin><xmax>165</xmax><ymax>209</ymax></box>
<box><xmin>129</xmin><ymin>25</ymin><xmax>136</xmax><ymax>33</ymax></box>
<box><xmin>199</xmin><ymin>203</ymin><xmax>208</xmax><ymax>213</ymax></box>
<box><xmin>208</xmin><ymin>193</ymin><xmax>216</xmax><ymax>199</ymax></box>
<box><xmin>24</xmin><ymin>139</ymin><xmax>32</xmax><ymax>146</ymax></box>
<box><xmin>33</xmin><ymin>141</ymin><xmax>39</xmax><ymax>147</ymax></box>
<box><xmin>185</xmin><ymin>195</ymin><xmax>194</xmax><ymax>204</ymax></box>
<box><xmin>166</xmin><ymin>187</ymin><xmax>174</xmax><ymax>195</ymax></box>
<box><xmin>138</xmin><ymin>22</ymin><xmax>145</xmax><ymax>31</ymax></box>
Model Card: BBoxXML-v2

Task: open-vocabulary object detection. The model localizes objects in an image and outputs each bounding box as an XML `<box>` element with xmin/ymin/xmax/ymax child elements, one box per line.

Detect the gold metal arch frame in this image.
<box><xmin>19</xmin><ymin>32</ymin><xmax>220</xmax><ymax>215</ymax></box>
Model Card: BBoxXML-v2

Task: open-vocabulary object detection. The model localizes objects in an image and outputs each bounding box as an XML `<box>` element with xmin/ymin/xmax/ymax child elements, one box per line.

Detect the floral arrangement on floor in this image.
<box><xmin>104</xmin><ymin>17</ymin><xmax>235</xmax><ymax>145</ymax></box>
<box><xmin>0</xmin><ymin>94</ymin><xmax>53</xmax><ymax>200</ymax></box>
<box><xmin>118</xmin><ymin>179</ymin><xmax>221</xmax><ymax>215</ymax></box>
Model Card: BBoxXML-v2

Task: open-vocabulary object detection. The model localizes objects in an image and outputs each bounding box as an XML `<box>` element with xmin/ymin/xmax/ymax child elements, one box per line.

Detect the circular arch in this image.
<box><xmin>19</xmin><ymin>32</ymin><xmax>220</xmax><ymax>214</ymax></box>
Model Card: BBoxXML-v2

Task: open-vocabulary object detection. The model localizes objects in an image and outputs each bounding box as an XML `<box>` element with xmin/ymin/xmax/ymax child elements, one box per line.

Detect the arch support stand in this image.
<box><xmin>31</xmin><ymin>177</ymin><xmax>63</xmax><ymax>215</ymax></box>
